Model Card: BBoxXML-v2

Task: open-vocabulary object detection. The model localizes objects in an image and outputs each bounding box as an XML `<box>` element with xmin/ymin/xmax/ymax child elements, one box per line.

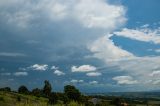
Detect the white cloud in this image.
<box><xmin>0</xmin><ymin>52</ymin><xmax>26</xmax><ymax>57</ymax></box>
<box><xmin>141</xmin><ymin>24</ymin><xmax>149</xmax><ymax>28</ymax></box>
<box><xmin>70</xmin><ymin>79</ymin><xmax>84</xmax><ymax>83</ymax></box>
<box><xmin>29</xmin><ymin>64</ymin><xmax>48</xmax><ymax>71</ymax></box>
<box><xmin>114</xmin><ymin>27</ymin><xmax>160</xmax><ymax>44</ymax></box>
<box><xmin>0</xmin><ymin>72</ymin><xmax>11</xmax><ymax>76</ymax></box>
<box><xmin>150</xmin><ymin>70</ymin><xmax>160</xmax><ymax>77</ymax></box>
<box><xmin>14</xmin><ymin>72</ymin><xmax>28</xmax><ymax>76</ymax></box>
<box><xmin>18</xmin><ymin>67</ymin><xmax>27</xmax><ymax>71</ymax></box>
<box><xmin>89</xmin><ymin>81</ymin><xmax>98</xmax><ymax>84</ymax></box>
<box><xmin>112</xmin><ymin>76</ymin><xmax>138</xmax><ymax>85</ymax></box>
<box><xmin>155</xmin><ymin>49</ymin><xmax>160</xmax><ymax>53</ymax></box>
<box><xmin>88</xmin><ymin>35</ymin><xmax>134</xmax><ymax>62</ymax></box>
<box><xmin>71</xmin><ymin>65</ymin><xmax>97</xmax><ymax>72</ymax></box>
<box><xmin>0</xmin><ymin>0</ymin><xmax>126</xmax><ymax>30</ymax></box>
<box><xmin>152</xmin><ymin>80</ymin><xmax>160</xmax><ymax>85</ymax></box>
<box><xmin>54</xmin><ymin>70</ymin><xmax>65</xmax><ymax>76</ymax></box>
<box><xmin>48</xmin><ymin>2</ymin><xmax>68</xmax><ymax>20</ymax></box>
<box><xmin>51</xmin><ymin>66</ymin><xmax>58</xmax><ymax>70</ymax></box>
<box><xmin>88</xmin><ymin>33</ymin><xmax>160</xmax><ymax>87</ymax></box>
<box><xmin>73</xmin><ymin>0</ymin><xmax>126</xmax><ymax>29</ymax></box>
<box><xmin>86</xmin><ymin>72</ymin><xmax>102</xmax><ymax>77</ymax></box>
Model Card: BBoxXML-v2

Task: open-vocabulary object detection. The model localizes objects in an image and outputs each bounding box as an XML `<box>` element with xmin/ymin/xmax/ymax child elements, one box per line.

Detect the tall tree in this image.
<box><xmin>64</xmin><ymin>85</ymin><xmax>81</xmax><ymax>101</ymax></box>
<box><xmin>43</xmin><ymin>80</ymin><xmax>52</xmax><ymax>97</ymax></box>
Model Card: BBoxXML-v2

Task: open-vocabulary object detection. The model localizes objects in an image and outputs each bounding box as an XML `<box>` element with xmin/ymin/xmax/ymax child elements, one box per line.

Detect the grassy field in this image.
<box><xmin>0</xmin><ymin>91</ymin><xmax>48</xmax><ymax>106</ymax></box>
<box><xmin>0</xmin><ymin>91</ymin><xmax>86</xmax><ymax>106</ymax></box>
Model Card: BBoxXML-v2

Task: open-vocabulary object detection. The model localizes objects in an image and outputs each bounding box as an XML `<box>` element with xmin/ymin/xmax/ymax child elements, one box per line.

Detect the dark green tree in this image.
<box><xmin>48</xmin><ymin>92</ymin><xmax>58</xmax><ymax>104</ymax></box>
<box><xmin>112</xmin><ymin>97</ymin><xmax>122</xmax><ymax>106</ymax></box>
<box><xmin>18</xmin><ymin>85</ymin><xmax>29</xmax><ymax>94</ymax></box>
<box><xmin>31</xmin><ymin>88</ymin><xmax>42</xmax><ymax>97</ymax></box>
<box><xmin>56</xmin><ymin>92</ymin><xmax>69</xmax><ymax>104</ymax></box>
<box><xmin>0</xmin><ymin>87</ymin><xmax>11</xmax><ymax>92</ymax></box>
<box><xmin>64</xmin><ymin>85</ymin><xmax>81</xmax><ymax>101</ymax></box>
<box><xmin>43</xmin><ymin>80</ymin><xmax>52</xmax><ymax>97</ymax></box>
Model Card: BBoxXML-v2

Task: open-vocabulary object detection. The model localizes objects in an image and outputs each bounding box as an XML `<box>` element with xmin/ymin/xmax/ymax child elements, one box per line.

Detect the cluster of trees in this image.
<box><xmin>0</xmin><ymin>80</ymin><xmax>127</xmax><ymax>106</ymax></box>
<box><xmin>17</xmin><ymin>80</ymin><xmax>86</xmax><ymax>105</ymax></box>
<box><xmin>0</xmin><ymin>87</ymin><xmax>11</xmax><ymax>92</ymax></box>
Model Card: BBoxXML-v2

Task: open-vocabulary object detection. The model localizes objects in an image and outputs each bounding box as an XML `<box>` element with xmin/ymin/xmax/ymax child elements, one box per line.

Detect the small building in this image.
<box><xmin>89</xmin><ymin>98</ymin><xmax>101</xmax><ymax>105</ymax></box>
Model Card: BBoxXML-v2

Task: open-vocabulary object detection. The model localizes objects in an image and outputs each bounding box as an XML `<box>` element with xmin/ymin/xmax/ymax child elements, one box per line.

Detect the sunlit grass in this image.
<box><xmin>0</xmin><ymin>91</ymin><xmax>85</xmax><ymax>106</ymax></box>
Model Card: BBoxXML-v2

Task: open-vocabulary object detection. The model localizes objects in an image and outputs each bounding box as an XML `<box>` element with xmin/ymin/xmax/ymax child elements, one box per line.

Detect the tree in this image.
<box><xmin>18</xmin><ymin>85</ymin><xmax>29</xmax><ymax>94</ymax></box>
<box><xmin>64</xmin><ymin>85</ymin><xmax>81</xmax><ymax>101</ymax></box>
<box><xmin>0</xmin><ymin>87</ymin><xmax>11</xmax><ymax>92</ymax></box>
<box><xmin>43</xmin><ymin>80</ymin><xmax>52</xmax><ymax>97</ymax></box>
<box><xmin>31</xmin><ymin>88</ymin><xmax>42</xmax><ymax>97</ymax></box>
<box><xmin>56</xmin><ymin>92</ymin><xmax>69</xmax><ymax>104</ymax></box>
<box><xmin>48</xmin><ymin>92</ymin><xmax>58</xmax><ymax>104</ymax></box>
<box><xmin>112</xmin><ymin>97</ymin><xmax>122</xmax><ymax>106</ymax></box>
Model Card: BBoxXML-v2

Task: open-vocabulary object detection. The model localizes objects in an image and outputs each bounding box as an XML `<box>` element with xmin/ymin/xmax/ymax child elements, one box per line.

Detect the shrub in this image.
<box><xmin>18</xmin><ymin>85</ymin><xmax>29</xmax><ymax>94</ymax></box>
<box><xmin>0</xmin><ymin>97</ymin><xmax>4</xmax><ymax>101</ymax></box>
<box><xmin>17</xmin><ymin>96</ymin><xmax>21</xmax><ymax>102</ymax></box>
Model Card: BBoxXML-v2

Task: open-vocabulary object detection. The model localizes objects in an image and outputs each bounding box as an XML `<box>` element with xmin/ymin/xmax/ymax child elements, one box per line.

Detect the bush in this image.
<box><xmin>17</xmin><ymin>96</ymin><xmax>21</xmax><ymax>102</ymax></box>
<box><xmin>0</xmin><ymin>97</ymin><xmax>4</xmax><ymax>101</ymax></box>
<box><xmin>18</xmin><ymin>85</ymin><xmax>29</xmax><ymax>94</ymax></box>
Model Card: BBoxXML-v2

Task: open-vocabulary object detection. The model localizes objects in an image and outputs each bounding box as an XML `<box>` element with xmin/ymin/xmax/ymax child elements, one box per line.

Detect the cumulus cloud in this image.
<box><xmin>0</xmin><ymin>0</ymin><xmax>126</xmax><ymax>30</ymax></box>
<box><xmin>29</xmin><ymin>64</ymin><xmax>48</xmax><ymax>71</ymax></box>
<box><xmin>140</xmin><ymin>24</ymin><xmax>149</xmax><ymax>28</ymax></box>
<box><xmin>88</xmin><ymin>30</ymin><xmax>160</xmax><ymax>87</ymax></box>
<box><xmin>73</xmin><ymin>0</ymin><xmax>126</xmax><ymax>29</ymax></box>
<box><xmin>71</xmin><ymin>65</ymin><xmax>97</xmax><ymax>72</ymax></box>
<box><xmin>0</xmin><ymin>72</ymin><xmax>11</xmax><ymax>76</ymax></box>
<box><xmin>150</xmin><ymin>70</ymin><xmax>160</xmax><ymax>77</ymax></box>
<box><xmin>2</xmin><ymin>0</ymin><xmax>159</xmax><ymax>90</ymax></box>
<box><xmin>89</xmin><ymin>81</ymin><xmax>98</xmax><ymax>84</ymax></box>
<box><xmin>51</xmin><ymin>66</ymin><xmax>58</xmax><ymax>70</ymax></box>
<box><xmin>112</xmin><ymin>76</ymin><xmax>138</xmax><ymax>85</ymax></box>
<box><xmin>113</xmin><ymin>27</ymin><xmax>160</xmax><ymax>44</ymax></box>
<box><xmin>70</xmin><ymin>79</ymin><xmax>84</xmax><ymax>83</ymax></box>
<box><xmin>88</xmin><ymin>35</ymin><xmax>134</xmax><ymax>62</ymax></box>
<box><xmin>18</xmin><ymin>67</ymin><xmax>27</xmax><ymax>71</ymax></box>
<box><xmin>86</xmin><ymin>72</ymin><xmax>102</xmax><ymax>77</ymax></box>
<box><xmin>54</xmin><ymin>70</ymin><xmax>65</xmax><ymax>76</ymax></box>
<box><xmin>0</xmin><ymin>52</ymin><xmax>26</xmax><ymax>57</ymax></box>
<box><xmin>14</xmin><ymin>72</ymin><xmax>28</xmax><ymax>76</ymax></box>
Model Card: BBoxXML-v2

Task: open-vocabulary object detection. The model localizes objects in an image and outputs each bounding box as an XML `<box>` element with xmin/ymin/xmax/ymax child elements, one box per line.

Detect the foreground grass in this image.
<box><xmin>0</xmin><ymin>91</ymin><xmax>48</xmax><ymax>106</ymax></box>
<box><xmin>0</xmin><ymin>91</ymin><xmax>85</xmax><ymax>106</ymax></box>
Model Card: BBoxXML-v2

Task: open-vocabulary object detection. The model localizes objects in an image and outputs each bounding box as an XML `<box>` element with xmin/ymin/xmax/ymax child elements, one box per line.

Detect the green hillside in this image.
<box><xmin>0</xmin><ymin>91</ymin><xmax>86</xmax><ymax>106</ymax></box>
<box><xmin>0</xmin><ymin>91</ymin><xmax>48</xmax><ymax>106</ymax></box>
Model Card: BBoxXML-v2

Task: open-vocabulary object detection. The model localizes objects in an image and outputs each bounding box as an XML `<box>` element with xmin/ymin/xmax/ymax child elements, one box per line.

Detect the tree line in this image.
<box><xmin>0</xmin><ymin>80</ymin><xmax>93</xmax><ymax>105</ymax></box>
<box><xmin>0</xmin><ymin>80</ymin><xmax>127</xmax><ymax>106</ymax></box>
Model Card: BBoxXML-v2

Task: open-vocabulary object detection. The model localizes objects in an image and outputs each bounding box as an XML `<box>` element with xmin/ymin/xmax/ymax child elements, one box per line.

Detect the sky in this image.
<box><xmin>0</xmin><ymin>0</ymin><xmax>160</xmax><ymax>93</ymax></box>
